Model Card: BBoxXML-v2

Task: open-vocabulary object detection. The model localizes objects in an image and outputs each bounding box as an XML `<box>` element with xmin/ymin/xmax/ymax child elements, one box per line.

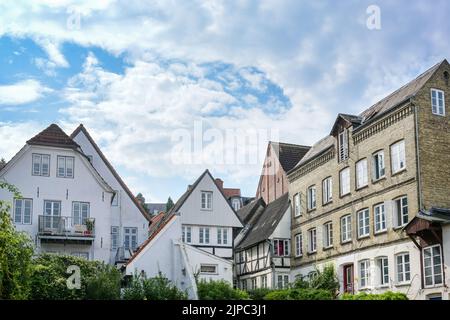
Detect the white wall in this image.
<box><xmin>0</xmin><ymin>145</ymin><xmax>113</xmax><ymax>262</ymax></box>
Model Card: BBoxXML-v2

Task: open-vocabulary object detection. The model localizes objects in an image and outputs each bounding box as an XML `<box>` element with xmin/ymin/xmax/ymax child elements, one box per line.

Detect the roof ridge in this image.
<box><xmin>27</xmin><ymin>123</ymin><xmax>80</xmax><ymax>149</ymax></box>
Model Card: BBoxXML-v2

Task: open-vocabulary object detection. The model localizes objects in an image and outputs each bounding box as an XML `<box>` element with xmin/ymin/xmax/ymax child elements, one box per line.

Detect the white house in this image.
<box><xmin>0</xmin><ymin>124</ymin><xmax>150</xmax><ymax>264</ymax></box>
<box><xmin>124</xmin><ymin>169</ymin><xmax>243</xmax><ymax>298</ymax></box>
<box><xmin>234</xmin><ymin>193</ymin><xmax>291</xmax><ymax>290</ymax></box>
<box><xmin>70</xmin><ymin>124</ymin><xmax>151</xmax><ymax>264</ymax></box>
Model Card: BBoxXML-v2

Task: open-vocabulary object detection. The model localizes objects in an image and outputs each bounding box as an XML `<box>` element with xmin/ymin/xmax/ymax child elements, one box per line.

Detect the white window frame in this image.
<box><xmin>322</xmin><ymin>177</ymin><xmax>333</xmax><ymax>204</ymax></box>
<box><xmin>338</xmin><ymin>129</ymin><xmax>349</xmax><ymax>162</ymax></box>
<box><xmin>32</xmin><ymin>153</ymin><xmax>50</xmax><ymax>177</ymax></box>
<box><xmin>72</xmin><ymin>201</ymin><xmax>89</xmax><ymax>226</ymax></box>
<box><xmin>374</xmin><ymin>203</ymin><xmax>386</xmax><ymax>233</ymax></box>
<box><xmin>111</xmin><ymin>226</ymin><xmax>119</xmax><ymax>250</ymax></box>
<box><xmin>357</xmin><ymin>208</ymin><xmax>370</xmax><ymax>238</ymax></box>
<box><xmin>200</xmin><ymin>264</ymin><xmax>218</xmax><ymax>274</ymax></box>
<box><xmin>199</xmin><ymin>227</ymin><xmax>210</xmax><ymax>244</ymax></box>
<box><xmin>396</xmin><ymin>252</ymin><xmax>411</xmax><ymax>284</ymax></box>
<box><xmin>273</xmin><ymin>239</ymin><xmax>290</xmax><ymax>257</ymax></box>
<box><xmin>14</xmin><ymin>198</ymin><xmax>33</xmax><ymax>225</ymax></box>
<box><xmin>232</xmin><ymin>198</ymin><xmax>241</xmax><ymax>211</ymax></box>
<box><xmin>308</xmin><ymin>228</ymin><xmax>317</xmax><ymax>253</ymax></box>
<box><xmin>307</xmin><ymin>185</ymin><xmax>316</xmax><ymax>211</ymax></box>
<box><xmin>340</xmin><ymin>167</ymin><xmax>351</xmax><ymax>196</ymax></box>
<box><xmin>124</xmin><ymin>227</ymin><xmax>138</xmax><ymax>251</ymax></box>
<box><xmin>394</xmin><ymin>196</ymin><xmax>408</xmax><ymax>228</ymax></box>
<box><xmin>341</xmin><ymin>214</ymin><xmax>352</xmax><ymax>243</ymax></box>
<box><xmin>323</xmin><ymin>222</ymin><xmax>333</xmax><ymax>248</ymax></box>
<box><xmin>372</xmin><ymin>150</ymin><xmax>385</xmax><ymax>180</ymax></box>
<box><xmin>201</xmin><ymin>191</ymin><xmax>213</xmax><ymax>210</ymax></box>
<box><xmin>293</xmin><ymin>193</ymin><xmax>301</xmax><ymax>217</ymax></box>
<box><xmin>376</xmin><ymin>256</ymin><xmax>389</xmax><ymax>286</ymax></box>
<box><xmin>359</xmin><ymin>259</ymin><xmax>370</xmax><ymax>289</ymax></box>
<box><xmin>390</xmin><ymin>140</ymin><xmax>406</xmax><ymax>174</ymax></box>
<box><xmin>57</xmin><ymin>156</ymin><xmax>75</xmax><ymax>178</ymax></box>
<box><xmin>217</xmin><ymin>227</ymin><xmax>228</xmax><ymax>245</ymax></box>
<box><xmin>356</xmin><ymin>158</ymin><xmax>368</xmax><ymax>189</ymax></box>
<box><xmin>423</xmin><ymin>244</ymin><xmax>443</xmax><ymax>288</ymax></box>
<box><xmin>431</xmin><ymin>88</ymin><xmax>445</xmax><ymax>116</ymax></box>
<box><xmin>295</xmin><ymin>233</ymin><xmax>303</xmax><ymax>257</ymax></box>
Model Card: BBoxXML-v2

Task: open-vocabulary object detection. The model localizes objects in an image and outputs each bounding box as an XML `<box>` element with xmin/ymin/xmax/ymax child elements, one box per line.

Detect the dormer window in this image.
<box><xmin>338</xmin><ymin>129</ymin><xmax>349</xmax><ymax>162</ymax></box>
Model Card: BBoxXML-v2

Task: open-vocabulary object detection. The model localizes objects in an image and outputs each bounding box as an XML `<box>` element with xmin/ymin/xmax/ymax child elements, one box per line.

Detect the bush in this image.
<box><xmin>341</xmin><ymin>291</ymin><xmax>408</xmax><ymax>300</ymax></box>
<box><xmin>264</xmin><ymin>288</ymin><xmax>333</xmax><ymax>300</ymax></box>
<box><xmin>122</xmin><ymin>272</ymin><xmax>187</xmax><ymax>300</ymax></box>
<box><xmin>248</xmin><ymin>288</ymin><xmax>274</xmax><ymax>300</ymax></box>
<box><xmin>293</xmin><ymin>264</ymin><xmax>339</xmax><ymax>297</ymax></box>
<box><xmin>29</xmin><ymin>254</ymin><xmax>121</xmax><ymax>300</ymax></box>
<box><xmin>197</xmin><ymin>279</ymin><xmax>249</xmax><ymax>300</ymax></box>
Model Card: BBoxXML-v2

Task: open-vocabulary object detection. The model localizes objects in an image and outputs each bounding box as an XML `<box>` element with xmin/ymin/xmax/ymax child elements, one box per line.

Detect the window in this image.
<box><xmin>199</xmin><ymin>227</ymin><xmax>210</xmax><ymax>244</ymax></box>
<box><xmin>201</xmin><ymin>191</ymin><xmax>213</xmax><ymax>210</ymax></box>
<box><xmin>241</xmin><ymin>280</ymin><xmax>247</xmax><ymax>291</ymax></box>
<box><xmin>293</xmin><ymin>193</ymin><xmax>301</xmax><ymax>217</ymax></box>
<box><xmin>374</xmin><ymin>203</ymin><xmax>386</xmax><ymax>233</ymax></box>
<box><xmin>323</xmin><ymin>222</ymin><xmax>333</xmax><ymax>248</ymax></box>
<box><xmin>377</xmin><ymin>257</ymin><xmax>389</xmax><ymax>286</ymax></box>
<box><xmin>423</xmin><ymin>245</ymin><xmax>443</xmax><ymax>287</ymax></box>
<box><xmin>217</xmin><ymin>228</ymin><xmax>228</xmax><ymax>245</ymax></box>
<box><xmin>251</xmin><ymin>278</ymin><xmax>257</xmax><ymax>290</ymax></box>
<box><xmin>394</xmin><ymin>196</ymin><xmax>408</xmax><ymax>227</ymax></box>
<box><xmin>261</xmin><ymin>275</ymin><xmax>268</xmax><ymax>288</ymax></box>
<box><xmin>308</xmin><ymin>228</ymin><xmax>317</xmax><ymax>253</ymax></box>
<box><xmin>431</xmin><ymin>89</ymin><xmax>445</xmax><ymax>116</ymax></box>
<box><xmin>359</xmin><ymin>260</ymin><xmax>370</xmax><ymax>289</ymax></box>
<box><xmin>356</xmin><ymin>159</ymin><xmax>368</xmax><ymax>189</ymax></box>
<box><xmin>232</xmin><ymin>198</ymin><xmax>241</xmax><ymax>211</ymax></box>
<box><xmin>322</xmin><ymin>177</ymin><xmax>332</xmax><ymax>204</ymax></box>
<box><xmin>340</xmin><ymin>168</ymin><xmax>350</xmax><ymax>196</ymax></box>
<box><xmin>32</xmin><ymin>153</ymin><xmax>50</xmax><ymax>176</ymax></box>
<box><xmin>277</xmin><ymin>275</ymin><xmax>289</xmax><ymax>289</ymax></box>
<box><xmin>373</xmin><ymin>151</ymin><xmax>385</xmax><ymax>180</ymax></box>
<box><xmin>200</xmin><ymin>264</ymin><xmax>217</xmax><ymax>274</ymax></box>
<box><xmin>57</xmin><ymin>156</ymin><xmax>74</xmax><ymax>178</ymax></box>
<box><xmin>182</xmin><ymin>226</ymin><xmax>192</xmax><ymax>243</ymax></box>
<box><xmin>338</xmin><ymin>129</ymin><xmax>349</xmax><ymax>162</ymax></box>
<box><xmin>14</xmin><ymin>198</ymin><xmax>32</xmax><ymax>224</ymax></box>
<box><xmin>111</xmin><ymin>226</ymin><xmax>119</xmax><ymax>250</ymax></box>
<box><xmin>72</xmin><ymin>252</ymin><xmax>89</xmax><ymax>260</ymax></box>
<box><xmin>295</xmin><ymin>233</ymin><xmax>303</xmax><ymax>257</ymax></box>
<box><xmin>274</xmin><ymin>239</ymin><xmax>290</xmax><ymax>257</ymax></box>
<box><xmin>357</xmin><ymin>209</ymin><xmax>370</xmax><ymax>238</ymax></box>
<box><xmin>396</xmin><ymin>253</ymin><xmax>411</xmax><ymax>284</ymax></box>
<box><xmin>391</xmin><ymin>141</ymin><xmax>406</xmax><ymax>174</ymax></box>
<box><xmin>124</xmin><ymin>227</ymin><xmax>138</xmax><ymax>251</ymax></box>
<box><xmin>72</xmin><ymin>202</ymin><xmax>89</xmax><ymax>225</ymax></box>
<box><xmin>341</xmin><ymin>215</ymin><xmax>352</xmax><ymax>243</ymax></box>
<box><xmin>112</xmin><ymin>191</ymin><xmax>119</xmax><ymax>206</ymax></box>
<box><xmin>307</xmin><ymin>185</ymin><xmax>316</xmax><ymax>210</ymax></box>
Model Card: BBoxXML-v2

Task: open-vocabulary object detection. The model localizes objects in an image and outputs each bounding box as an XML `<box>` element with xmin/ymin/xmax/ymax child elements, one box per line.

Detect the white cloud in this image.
<box><xmin>0</xmin><ymin>79</ymin><xmax>51</xmax><ymax>105</ymax></box>
<box><xmin>0</xmin><ymin>121</ymin><xmax>45</xmax><ymax>161</ymax></box>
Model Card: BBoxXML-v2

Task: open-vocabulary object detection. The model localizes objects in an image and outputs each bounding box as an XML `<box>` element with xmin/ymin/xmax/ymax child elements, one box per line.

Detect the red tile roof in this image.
<box><xmin>27</xmin><ymin>124</ymin><xmax>80</xmax><ymax>149</ymax></box>
<box><xmin>223</xmin><ymin>188</ymin><xmax>241</xmax><ymax>199</ymax></box>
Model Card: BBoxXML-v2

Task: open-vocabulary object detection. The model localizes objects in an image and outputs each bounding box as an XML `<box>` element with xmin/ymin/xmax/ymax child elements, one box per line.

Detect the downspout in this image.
<box><xmin>412</xmin><ymin>100</ymin><xmax>424</xmax><ymax>210</ymax></box>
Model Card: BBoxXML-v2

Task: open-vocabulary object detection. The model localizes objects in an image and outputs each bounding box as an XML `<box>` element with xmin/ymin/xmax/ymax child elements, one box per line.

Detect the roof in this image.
<box><xmin>330</xmin><ymin>113</ymin><xmax>363</xmax><ymax>135</ymax></box>
<box><xmin>150</xmin><ymin>212</ymin><xmax>165</xmax><ymax>225</ymax></box>
<box><xmin>236</xmin><ymin>197</ymin><xmax>266</xmax><ymax>225</ymax></box>
<box><xmin>236</xmin><ymin>193</ymin><xmax>290</xmax><ymax>250</ymax></box>
<box><xmin>290</xmin><ymin>59</ymin><xmax>449</xmax><ymax>173</ymax></box>
<box><xmin>359</xmin><ymin>60</ymin><xmax>447</xmax><ymax>122</ymax></box>
<box><xmin>270</xmin><ymin>142</ymin><xmax>311</xmax><ymax>173</ymax></box>
<box><xmin>27</xmin><ymin>124</ymin><xmax>80</xmax><ymax>150</ymax></box>
<box><xmin>70</xmin><ymin>124</ymin><xmax>151</xmax><ymax>222</ymax></box>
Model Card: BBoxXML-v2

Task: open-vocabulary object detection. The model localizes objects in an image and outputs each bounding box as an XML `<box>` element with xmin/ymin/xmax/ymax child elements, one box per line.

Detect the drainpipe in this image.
<box><xmin>412</xmin><ymin>100</ymin><xmax>424</xmax><ymax>211</ymax></box>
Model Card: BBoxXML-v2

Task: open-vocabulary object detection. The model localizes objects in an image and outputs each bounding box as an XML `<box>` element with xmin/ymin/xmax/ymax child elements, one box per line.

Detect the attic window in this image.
<box><xmin>338</xmin><ymin>129</ymin><xmax>349</xmax><ymax>162</ymax></box>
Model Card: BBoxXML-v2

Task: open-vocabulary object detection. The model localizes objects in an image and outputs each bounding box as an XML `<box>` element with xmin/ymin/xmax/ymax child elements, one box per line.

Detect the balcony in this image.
<box><xmin>38</xmin><ymin>215</ymin><xmax>95</xmax><ymax>243</ymax></box>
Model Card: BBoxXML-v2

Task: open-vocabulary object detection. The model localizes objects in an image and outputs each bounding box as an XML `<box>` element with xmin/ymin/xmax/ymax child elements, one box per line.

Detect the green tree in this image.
<box><xmin>293</xmin><ymin>264</ymin><xmax>339</xmax><ymax>297</ymax></box>
<box><xmin>0</xmin><ymin>182</ymin><xmax>34</xmax><ymax>299</ymax></box>
<box><xmin>136</xmin><ymin>193</ymin><xmax>151</xmax><ymax>214</ymax></box>
<box><xmin>0</xmin><ymin>158</ymin><xmax>6</xmax><ymax>171</ymax></box>
<box><xmin>197</xmin><ymin>279</ymin><xmax>249</xmax><ymax>300</ymax></box>
<box><xmin>123</xmin><ymin>272</ymin><xmax>187</xmax><ymax>300</ymax></box>
<box><xmin>166</xmin><ymin>197</ymin><xmax>174</xmax><ymax>212</ymax></box>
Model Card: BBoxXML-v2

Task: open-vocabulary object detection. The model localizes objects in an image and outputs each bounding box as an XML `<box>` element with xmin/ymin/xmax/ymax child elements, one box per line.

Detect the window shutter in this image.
<box><xmin>384</xmin><ymin>200</ymin><xmax>394</xmax><ymax>229</ymax></box>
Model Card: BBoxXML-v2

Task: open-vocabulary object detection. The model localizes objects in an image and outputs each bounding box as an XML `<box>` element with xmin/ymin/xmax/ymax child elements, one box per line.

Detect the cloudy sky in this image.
<box><xmin>0</xmin><ymin>0</ymin><xmax>449</xmax><ymax>203</ymax></box>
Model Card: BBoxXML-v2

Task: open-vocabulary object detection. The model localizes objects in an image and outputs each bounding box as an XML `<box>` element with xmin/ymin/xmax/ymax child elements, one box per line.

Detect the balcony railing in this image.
<box><xmin>38</xmin><ymin>215</ymin><xmax>95</xmax><ymax>238</ymax></box>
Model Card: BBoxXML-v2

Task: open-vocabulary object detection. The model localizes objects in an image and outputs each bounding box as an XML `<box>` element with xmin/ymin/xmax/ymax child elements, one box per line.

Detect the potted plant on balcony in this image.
<box><xmin>85</xmin><ymin>218</ymin><xmax>95</xmax><ymax>236</ymax></box>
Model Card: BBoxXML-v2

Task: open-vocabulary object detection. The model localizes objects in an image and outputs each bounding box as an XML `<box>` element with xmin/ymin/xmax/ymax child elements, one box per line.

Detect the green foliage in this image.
<box><xmin>123</xmin><ymin>272</ymin><xmax>187</xmax><ymax>300</ymax></box>
<box><xmin>197</xmin><ymin>279</ymin><xmax>249</xmax><ymax>300</ymax></box>
<box><xmin>264</xmin><ymin>288</ymin><xmax>333</xmax><ymax>300</ymax></box>
<box><xmin>341</xmin><ymin>291</ymin><xmax>408</xmax><ymax>300</ymax></box>
<box><xmin>166</xmin><ymin>197</ymin><xmax>174</xmax><ymax>212</ymax></box>
<box><xmin>293</xmin><ymin>264</ymin><xmax>340</xmax><ymax>297</ymax></box>
<box><xmin>248</xmin><ymin>288</ymin><xmax>273</xmax><ymax>300</ymax></box>
<box><xmin>0</xmin><ymin>182</ymin><xmax>34</xmax><ymax>299</ymax></box>
<box><xmin>29</xmin><ymin>254</ymin><xmax>121</xmax><ymax>300</ymax></box>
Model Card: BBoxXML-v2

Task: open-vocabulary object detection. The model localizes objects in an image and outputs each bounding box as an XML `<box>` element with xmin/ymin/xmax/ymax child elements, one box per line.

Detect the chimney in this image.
<box><xmin>215</xmin><ymin>178</ymin><xmax>224</xmax><ymax>190</ymax></box>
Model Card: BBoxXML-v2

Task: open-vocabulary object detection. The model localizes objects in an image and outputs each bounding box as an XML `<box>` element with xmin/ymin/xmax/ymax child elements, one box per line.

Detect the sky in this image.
<box><xmin>0</xmin><ymin>0</ymin><xmax>449</xmax><ymax>203</ymax></box>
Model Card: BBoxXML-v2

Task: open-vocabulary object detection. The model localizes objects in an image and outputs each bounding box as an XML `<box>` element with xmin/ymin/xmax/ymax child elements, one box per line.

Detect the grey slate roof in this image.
<box><xmin>292</xmin><ymin>135</ymin><xmax>335</xmax><ymax>170</ymax></box>
<box><xmin>146</xmin><ymin>203</ymin><xmax>166</xmax><ymax>214</ymax></box>
<box><xmin>237</xmin><ymin>198</ymin><xmax>266</xmax><ymax>225</ymax></box>
<box><xmin>271</xmin><ymin>142</ymin><xmax>311</xmax><ymax>173</ymax></box>
<box><xmin>236</xmin><ymin>193</ymin><xmax>289</xmax><ymax>250</ymax></box>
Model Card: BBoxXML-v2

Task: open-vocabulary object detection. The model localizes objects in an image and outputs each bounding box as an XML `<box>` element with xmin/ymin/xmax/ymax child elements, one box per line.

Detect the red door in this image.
<box><xmin>343</xmin><ymin>264</ymin><xmax>354</xmax><ymax>294</ymax></box>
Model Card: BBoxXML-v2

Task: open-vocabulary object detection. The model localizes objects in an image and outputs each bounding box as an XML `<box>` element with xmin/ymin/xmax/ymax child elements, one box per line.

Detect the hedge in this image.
<box><xmin>264</xmin><ymin>288</ymin><xmax>333</xmax><ymax>300</ymax></box>
<box><xmin>340</xmin><ymin>291</ymin><xmax>408</xmax><ymax>300</ymax></box>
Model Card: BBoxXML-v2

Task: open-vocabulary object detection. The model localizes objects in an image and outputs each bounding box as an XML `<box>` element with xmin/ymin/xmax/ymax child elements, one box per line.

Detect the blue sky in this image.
<box><xmin>0</xmin><ymin>0</ymin><xmax>449</xmax><ymax>203</ymax></box>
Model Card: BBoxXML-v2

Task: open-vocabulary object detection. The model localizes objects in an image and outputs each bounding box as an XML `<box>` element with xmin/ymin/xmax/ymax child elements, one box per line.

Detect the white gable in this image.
<box><xmin>270</xmin><ymin>206</ymin><xmax>291</xmax><ymax>239</ymax></box>
<box><xmin>178</xmin><ymin>171</ymin><xmax>243</xmax><ymax>228</ymax></box>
